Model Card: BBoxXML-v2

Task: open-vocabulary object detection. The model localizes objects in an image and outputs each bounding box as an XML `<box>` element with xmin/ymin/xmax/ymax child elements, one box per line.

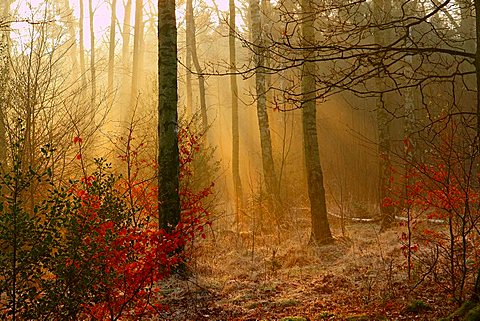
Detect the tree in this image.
<box><xmin>372</xmin><ymin>0</ymin><xmax>394</xmax><ymax>230</ymax></box>
<box><xmin>88</xmin><ymin>0</ymin><xmax>96</xmax><ymax>109</ymax></box>
<box><xmin>107</xmin><ymin>0</ymin><xmax>117</xmax><ymax>104</ymax></box>
<box><xmin>122</xmin><ymin>0</ymin><xmax>132</xmax><ymax>63</ymax></box>
<box><xmin>300</xmin><ymin>0</ymin><xmax>333</xmax><ymax>244</ymax></box>
<box><xmin>78</xmin><ymin>0</ymin><xmax>87</xmax><ymax>88</ymax></box>
<box><xmin>229</xmin><ymin>0</ymin><xmax>244</xmax><ymax>223</ymax></box>
<box><xmin>130</xmin><ymin>0</ymin><xmax>144</xmax><ymax>111</ymax></box>
<box><xmin>250</xmin><ymin>0</ymin><xmax>281</xmax><ymax>218</ymax></box>
<box><xmin>186</xmin><ymin>0</ymin><xmax>208</xmax><ymax>133</ymax></box>
<box><xmin>0</xmin><ymin>1</ymin><xmax>9</xmax><ymax>168</ymax></box>
<box><xmin>158</xmin><ymin>0</ymin><xmax>180</xmax><ymax>230</ymax></box>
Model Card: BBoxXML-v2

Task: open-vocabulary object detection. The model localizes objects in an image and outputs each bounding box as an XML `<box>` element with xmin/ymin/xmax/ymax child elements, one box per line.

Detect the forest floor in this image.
<box><xmin>158</xmin><ymin>218</ymin><xmax>459</xmax><ymax>320</ymax></box>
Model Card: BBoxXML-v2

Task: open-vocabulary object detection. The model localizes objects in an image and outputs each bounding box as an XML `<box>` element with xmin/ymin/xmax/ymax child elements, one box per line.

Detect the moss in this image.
<box><xmin>441</xmin><ymin>301</ymin><xmax>480</xmax><ymax>320</ymax></box>
<box><xmin>345</xmin><ymin>315</ymin><xmax>369</xmax><ymax>321</ymax></box>
<box><xmin>318</xmin><ymin>311</ymin><xmax>335</xmax><ymax>319</ymax></box>
<box><xmin>405</xmin><ymin>299</ymin><xmax>430</xmax><ymax>313</ymax></box>
<box><xmin>464</xmin><ymin>304</ymin><xmax>480</xmax><ymax>321</ymax></box>
<box><xmin>280</xmin><ymin>317</ymin><xmax>307</xmax><ymax>321</ymax></box>
<box><xmin>274</xmin><ymin>298</ymin><xmax>300</xmax><ymax>308</ymax></box>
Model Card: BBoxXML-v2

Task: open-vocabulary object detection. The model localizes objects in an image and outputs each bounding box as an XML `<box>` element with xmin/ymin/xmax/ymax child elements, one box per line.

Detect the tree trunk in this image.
<box><xmin>229</xmin><ymin>0</ymin><xmax>244</xmax><ymax>222</ymax></box>
<box><xmin>122</xmin><ymin>0</ymin><xmax>132</xmax><ymax>63</ymax></box>
<box><xmin>158</xmin><ymin>0</ymin><xmax>180</xmax><ymax>231</ymax></box>
<box><xmin>130</xmin><ymin>0</ymin><xmax>144</xmax><ymax>113</ymax></box>
<box><xmin>88</xmin><ymin>0</ymin><xmax>96</xmax><ymax>113</ymax></box>
<box><xmin>107</xmin><ymin>0</ymin><xmax>117</xmax><ymax>103</ymax></box>
<box><xmin>250</xmin><ymin>0</ymin><xmax>280</xmax><ymax>217</ymax></box>
<box><xmin>0</xmin><ymin>1</ymin><xmax>9</xmax><ymax>167</ymax></box>
<box><xmin>373</xmin><ymin>0</ymin><xmax>394</xmax><ymax>230</ymax></box>
<box><xmin>61</xmin><ymin>0</ymin><xmax>79</xmax><ymax>82</ymax></box>
<box><xmin>79</xmin><ymin>0</ymin><xmax>87</xmax><ymax>88</ymax></box>
<box><xmin>475</xmin><ymin>0</ymin><xmax>480</xmax><ymax>137</ymax></box>
<box><xmin>186</xmin><ymin>0</ymin><xmax>208</xmax><ymax>133</ymax></box>
<box><xmin>301</xmin><ymin>0</ymin><xmax>333</xmax><ymax>245</ymax></box>
<box><xmin>185</xmin><ymin>35</ymin><xmax>192</xmax><ymax>118</ymax></box>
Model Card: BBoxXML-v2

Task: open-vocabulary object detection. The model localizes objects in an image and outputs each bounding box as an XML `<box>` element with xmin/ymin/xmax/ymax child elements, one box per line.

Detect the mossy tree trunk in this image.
<box><xmin>158</xmin><ymin>0</ymin><xmax>180</xmax><ymax>231</ymax></box>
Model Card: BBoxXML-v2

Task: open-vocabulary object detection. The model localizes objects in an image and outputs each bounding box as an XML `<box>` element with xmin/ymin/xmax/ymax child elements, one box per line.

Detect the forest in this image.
<box><xmin>1</xmin><ymin>0</ymin><xmax>480</xmax><ymax>319</ymax></box>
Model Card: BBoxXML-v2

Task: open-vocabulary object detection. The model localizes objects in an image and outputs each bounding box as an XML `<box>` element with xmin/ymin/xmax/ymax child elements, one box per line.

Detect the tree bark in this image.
<box><xmin>229</xmin><ymin>0</ymin><xmax>244</xmax><ymax>221</ymax></box>
<box><xmin>158</xmin><ymin>0</ymin><xmax>180</xmax><ymax>231</ymax></box>
<box><xmin>186</xmin><ymin>0</ymin><xmax>208</xmax><ymax>132</ymax></box>
<box><xmin>250</xmin><ymin>0</ymin><xmax>280</xmax><ymax>216</ymax></box>
<box><xmin>301</xmin><ymin>0</ymin><xmax>333</xmax><ymax>245</ymax></box>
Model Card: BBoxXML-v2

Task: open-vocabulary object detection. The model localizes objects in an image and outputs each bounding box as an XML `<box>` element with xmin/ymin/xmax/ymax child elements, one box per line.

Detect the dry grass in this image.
<box><xmin>160</xmin><ymin>213</ymin><xmax>458</xmax><ymax>320</ymax></box>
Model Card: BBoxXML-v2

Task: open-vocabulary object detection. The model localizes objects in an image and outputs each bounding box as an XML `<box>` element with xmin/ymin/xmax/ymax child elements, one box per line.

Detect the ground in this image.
<box><xmin>159</xmin><ymin>220</ymin><xmax>459</xmax><ymax>320</ymax></box>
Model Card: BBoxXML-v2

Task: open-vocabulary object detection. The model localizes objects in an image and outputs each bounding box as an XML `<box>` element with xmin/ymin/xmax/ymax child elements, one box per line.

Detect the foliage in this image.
<box><xmin>384</xmin><ymin>120</ymin><xmax>480</xmax><ymax>302</ymax></box>
<box><xmin>0</xmin><ymin>128</ymin><xmax>213</xmax><ymax>320</ymax></box>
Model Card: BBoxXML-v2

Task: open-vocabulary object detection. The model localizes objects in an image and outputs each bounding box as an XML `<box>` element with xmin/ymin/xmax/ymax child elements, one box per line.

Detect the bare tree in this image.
<box><xmin>186</xmin><ymin>0</ymin><xmax>208</xmax><ymax>132</ymax></box>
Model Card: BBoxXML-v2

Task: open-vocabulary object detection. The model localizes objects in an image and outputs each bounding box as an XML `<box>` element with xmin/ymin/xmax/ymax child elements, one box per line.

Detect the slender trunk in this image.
<box><xmin>89</xmin><ymin>0</ymin><xmax>96</xmax><ymax>110</ymax></box>
<box><xmin>0</xmin><ymin>0</ymin><xmax>9</xmax><ymax>167</ymax></box>
<box><xmin>186</xmin><ymin>0</ymin><xmax>208</xmax><ymax>132</ymax></box>
<box><xmin>108</xmin><ymin>0</ymin><xmax>117</xmax><ymax>103</ymax></box>
<box><xmin>475</xmin><ymin>0</ymin><xmax>480</xmax><ymax>137</ymax></box>
<box><xmin>79</xmin><ymin>0</ymin><xmax>87</xmax><ymax>88</ymax></box>
<box><xmin>158</xmin><ymin>0</ymin><xmax>180</xmax><ymax>230</ymax></box>
<box><xmin>250</xmin><ymin>0</ymin><xmax>280</xmax><ymax>217</ymax></box>
<box><xmin>122</xmin><ymin>0</ymin><xmax>133</xmax><ymax>63</ymax></box>
<box><xmin>301</xmin><ymin>0</ymin><xmax>333</xmax><ymax>245</ymax></box>
<box><xmin>229</xmin><ymin>0</ymin><xmax>243</xmax><ymax>221</ymax></box>
<box><xmin>185</xmin><ymin>38</ymin><xmax>192</xmax><ymax>118</ymax></box>
<box><xmin>130</xmin><ymin>0</ymin><xmax>144</xmax><ymax>112</ymax></box>
<box><xmin>62</xmin><ymin>0</ymin><xmax>79</xmax><ymax>81</ymax></box>
<box><xmin>373</xmin><ymin>0</ymin><xmax>394</xmax><ymax>229</ymax></box>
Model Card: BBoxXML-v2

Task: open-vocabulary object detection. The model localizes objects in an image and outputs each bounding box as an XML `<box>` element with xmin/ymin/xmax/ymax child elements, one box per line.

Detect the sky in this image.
<box><xmin>11</xmin><ymin>0</ymin><xmax>232</xmax><ymax>50</ymax></box>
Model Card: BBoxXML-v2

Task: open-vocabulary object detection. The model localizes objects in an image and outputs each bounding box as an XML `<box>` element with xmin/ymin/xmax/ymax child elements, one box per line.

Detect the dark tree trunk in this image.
<box><xmin>158</xmin><ymin>0</ymin><xmax>180</xmax><ymax>231</ymax></box>
<box><xmin>301</xmin><ymin>0</ymin><xmax>333</xmax><ymax>245</ymax></box>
